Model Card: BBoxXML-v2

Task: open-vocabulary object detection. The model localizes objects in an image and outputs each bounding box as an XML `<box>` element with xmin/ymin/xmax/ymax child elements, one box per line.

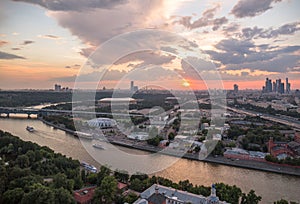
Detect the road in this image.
<box><xmin>226</xmin><ymin>106</ymin><xmax>300</xmax><ymax>130</ymax></box>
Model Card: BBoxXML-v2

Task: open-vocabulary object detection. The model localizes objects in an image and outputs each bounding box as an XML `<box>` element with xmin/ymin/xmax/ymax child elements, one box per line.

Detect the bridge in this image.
<box><xmin>0</xmin><ymin>107</ymin><xmax>146</xmax><ymax>118</ymax></box>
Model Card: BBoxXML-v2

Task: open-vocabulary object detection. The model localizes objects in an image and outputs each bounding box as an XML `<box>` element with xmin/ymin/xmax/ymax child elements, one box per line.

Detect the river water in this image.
<box><xmin>0</xmin><ymin>116</ymin><xmax>299</xmax><ymax>203</ymax></box>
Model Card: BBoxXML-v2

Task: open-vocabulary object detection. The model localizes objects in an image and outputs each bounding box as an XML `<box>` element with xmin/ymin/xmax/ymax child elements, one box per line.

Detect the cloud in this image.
<box><xmin>49</xmin><ymin>0</ymin><xmax>168</xmax><ymax>46</ymax></box>
<box><xmin>0</xmin><ymin>51</ymin><xmax>26</xmax><ymax>59</ymax></box>
<box><xmin>38</xmin><ymin>34</ymin><xmax>60</xmax><ymax>39</ymax></box>
<box><xmin>12</xmin><ymin>0</ymin><xmax>128</xmax><ymax>11</ymax></box>
<box><xmin>176</xmin><ymin>5</ymin><xmax>228</xmax><ymax>30</ymax></box>
<box><xmin>114</xmin><ymin>51</ymin><xmax>176</xmax><ymax>69</ymax></box>
<box><xmin>240</xmin><ymin>22</ymin><xmax>300</xmax><ymax>39</ymax></box>
<box><xmin>64</xmin><ymin>64</ymin><xmax>81</xmax><ymax>69</ymax></box>
<box><xmin>12</xmin><ymin>48</ymin><xmax>21</xmax><ymax>50</ymax></box>
<box><xmin>231</xmin><ymin>0</ymin><xmax>283</xmax><ymax>18</ymax></box>
<box><xmin>0</xmin><ymin>40</ymin><xmax>8</xmax><ymax>47</ymax></box>
<box><xmin>22</xmin><ymin>40</ymin><xmax>34</xmax><ymax>45</ymax></box>
<box><xmin>226</xmin><ymin>54</ymin><xmax>300</xmax><ymax>73</ymax></box>
<box><xmin>206</xmin><ymin>38</ymin><xmax>300</xmax><ymax>72</ymax></box>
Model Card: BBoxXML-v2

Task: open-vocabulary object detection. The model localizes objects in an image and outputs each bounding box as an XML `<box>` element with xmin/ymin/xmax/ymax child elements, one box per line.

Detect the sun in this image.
<box><xmin>182</xmin><ymin>80</ymin><xmax>190</xmax><ymax>87</ymax></box>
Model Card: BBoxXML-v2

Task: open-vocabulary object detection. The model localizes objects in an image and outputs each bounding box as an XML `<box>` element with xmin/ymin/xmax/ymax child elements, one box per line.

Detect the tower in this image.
<box><xmin>130</xmin><ymin>81</ymin><xmax>134</xmax><ymax>92</ymax></box>
<box><xmin>207</xmin><ymin>184</ymin><xmax>220</xmax><ymax>204</ymax></box>
<box><xmin>233</xmin><ymin>84</ymin><xmax>238</xmax><ymax>93</ymax></box>
<box><xmin>286</xmin><ymin>78</ymin><xmax>291</xmax><ymax>94</ymax></box>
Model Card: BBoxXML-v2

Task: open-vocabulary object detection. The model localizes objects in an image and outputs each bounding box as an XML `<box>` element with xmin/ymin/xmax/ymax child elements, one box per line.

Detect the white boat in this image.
<box><xmin>92</xmin><ymin>143</ymin><xmax>105</xmax><ymax>150</ymax></box>
<box><xmin>26</xmin><ymin>126</ymin><xmax>35</xmax><ymax>132</ymax></box>
<box><xmin>80</xmin><ymin>161</ymin><xmax>97</xmax><ymax>173</ymax></box>
<box><xmin>74</xmin><ymin>131</ymin><xmax>93</xmax><ymax>139</ymax></box>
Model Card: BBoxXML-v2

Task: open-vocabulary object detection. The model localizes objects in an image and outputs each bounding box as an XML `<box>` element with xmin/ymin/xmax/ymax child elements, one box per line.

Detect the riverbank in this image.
<box><xmin>39</xmin><ymin>117</ymin><xmax>300</xmax><ymax>177</ymax></box>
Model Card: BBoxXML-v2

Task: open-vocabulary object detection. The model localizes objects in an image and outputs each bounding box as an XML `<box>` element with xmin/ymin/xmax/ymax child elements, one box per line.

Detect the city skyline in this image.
<box><xmin>0</xmin><ymin>0</ymin><xmax>300</xmax><ymax>90</ymax></box>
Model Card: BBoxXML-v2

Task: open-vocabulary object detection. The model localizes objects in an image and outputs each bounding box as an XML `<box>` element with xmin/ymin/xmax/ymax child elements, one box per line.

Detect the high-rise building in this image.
<box><xmin>286</xmin><ymin>78</ymin><xmax>291</xmax><ymax>94</ymax></box>
<box><xmin>273</xmin><ymin>82</ymin><xmax>277</xmax><ymax>93</ymax></box>
<box><xmin>263</xmin><ymin>78</ymin><xmax>272</xmax><ymax>93</ymax></box>
<box><xmin>54</xmin><ymin>84</ymin><xmax>61</xmax><ymax>92</ymax></box>
<box><xmin>233</xmin><ymin>84</ymin><xmax>238</xmax><ymax>93</ymax></box>
<box><xmin>130</xmin><ymin>81</ymin><xmax>134</xmax><ymax>91</ymax></box>
<box><xmin>262</xmin><ymin>77</ymin><xmax>290</xmax><ymax>94</ymax></box>
<box><xmin>279</xmin><ymin>82</ymin><xmax>285</xmax><ymax>94</ymax></box>
<box><xmin>130</xmin><ymin>81</ymin><xmax>138</xmax><ymax>92</ymax></box>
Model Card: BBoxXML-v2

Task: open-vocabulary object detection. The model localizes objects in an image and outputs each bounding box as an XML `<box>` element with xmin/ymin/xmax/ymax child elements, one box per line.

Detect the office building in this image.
<box><xmin>130</xmin><ymin>81</ymin><xmax>138</xmax><ymax>92</ymax></box>
<box><xmin>54</xmin><ymin>84</ymin><xmax>61</xmax><ymax>92</ymax></box>
<box><xmin>233</xmin><ymin>84</ymin><xmax>238</xmax><ymax>93</ymax></box>
<box><xmin>286</xmin><ymin>78</ymin><xmax>291</xmax><ymax>94</ymax></box>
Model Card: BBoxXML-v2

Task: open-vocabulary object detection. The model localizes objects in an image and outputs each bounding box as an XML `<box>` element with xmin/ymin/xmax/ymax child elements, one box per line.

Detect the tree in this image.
<box><xmin>129</xmin><ymin>178</ymin><xmax>144</xmax><ymax>192</ymax></box>
<box><xmin>168</xmin><ymin>132</ymin><xmax>175</xmax><ymax>140</ymax></box>
<box><xmin>21</xmin><ymin>184</ymin><xmax>55</xmax><ymax>204</ymax></box>
<box><xmin>73</xmin><ymin>175</ymin><xmax>83</xmax><ymax>190</ymax></box>
<box><xmin>114</xmin><ymin>170</ymin><xmax>129</xmax><ymax>183</ymax></box>
<box><xmin>123</xmin><ymin>192</ymin><xmax>139</xmax><ymax>204</ymax></box>
<box><xmin>241</xmin><ymin>190</ymin><xmax>262</xmax><ymax>204</ymax></box>
<box><xmin>53</xmin><ymin>173</ymin><xmax>74</xmax><ymax>192</ymax></box>
<box><xmin>16</xmin><ymin>155</ymin><xmax>30</xmax><ymax>168</ymax></box>
<box><xmin>93</xmin><ymin>176</ymin><xmax>118</xmax><ymax>204</ymax></box>
<box><xmin>53</xmin><ymin>187</ymin><xmax>75</xmax><ymax>204</ymax></box>
<box><xmin>86</xmin><ymin>173</ymin><xmax>98</xmax><ymax>185</ymax></box>
<box><xmin>81</xmin><ymin>169</ymin><xmax>86</xmax><ymax>183</ymax></box>
<box><xmin>97</xmin><ymin>166</ymin><xmax>111</xmax><ymax>186</ymax></box>
<box><xmin>274</xmin><ymin>199</ymin><xmax>288</xmax><ymax>204</ymax></box>
<box><xmin>2</xmin><ymin>188</ymin><xmax>24</xmax><ymax>204</ymax></box>
<box><xmin>215</xmin><ymin>183</ymin><xmax>242</xmax><ymax>204</ymax></box>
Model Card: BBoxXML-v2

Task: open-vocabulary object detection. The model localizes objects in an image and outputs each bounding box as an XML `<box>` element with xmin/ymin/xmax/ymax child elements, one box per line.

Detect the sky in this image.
<box><xmin>0</xmin><ymin>0</ymin><xmax>299</xmax><ymax>90</ymax></box>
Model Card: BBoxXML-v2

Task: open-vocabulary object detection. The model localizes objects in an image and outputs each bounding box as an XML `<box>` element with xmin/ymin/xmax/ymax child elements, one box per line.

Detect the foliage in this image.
<box><xmin>43</xmin><ymin>115</ymin><xmax>76</xmax><ymax>131</ymax></box>
<box><xmin>240</xmin><ymin>190</ymin><xmax>262</xmax><ymax>204</ymax></box>
<box><xmin>93</xmin><ymin>176</ymin><xmax>117</xmax><ymax>204</ymax></box>
<box><xmin>96</xmin><ymin>166</ymin><xmax>112</xmax><ymax>186</ymax></box>
<box><xmin>0</xmin><ymin>130</ymin><xmax>79</xmax><ymax>204</ymax></box>
<box><xmin>146</xmin><ymin>136</ymin><xmax>163</xmax><ymax>146</ymax></box>
<box><xmin>215</xmin><ymin>183</ymin><xmax>242</xmax><ymax>204</ymax></box>
<box><xmin>265</xmin><ymin>155</ymin><xmax>300</xmax><ymax>166</ymax></box>
<box><xmin>114</xmin><ymin>170</ymin><xmax>129</xmax><ymax>183</ymax></box>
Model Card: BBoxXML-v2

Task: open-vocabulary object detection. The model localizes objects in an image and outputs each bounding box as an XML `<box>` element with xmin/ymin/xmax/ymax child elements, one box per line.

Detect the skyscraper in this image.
<box><xmin>233</xmin><ymin>84</ymin><xmax>238</xmax><ymax>93</ymax></box>
<box><xmin>263</xmin><ymin>78</ymin><xmax>272</xmax><ymax>93</ymax></box>
<box><xmin>286</xmin><ymin>78</ymin><xmax>291</xmax><ymax>94</ymax></box>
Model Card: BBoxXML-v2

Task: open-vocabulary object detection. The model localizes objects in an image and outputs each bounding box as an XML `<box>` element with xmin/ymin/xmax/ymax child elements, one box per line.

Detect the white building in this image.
<box><xmin>87</xmin><ymin>118</ymin><xmax>117</xmax><ymax>128</ymax></box>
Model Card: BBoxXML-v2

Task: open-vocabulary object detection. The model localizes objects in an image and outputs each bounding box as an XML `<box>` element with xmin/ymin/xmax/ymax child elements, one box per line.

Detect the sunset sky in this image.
<box><xmin>0</xmin><ymin>0</ymin><xmax>299</xmax><ymax>90</ymax></box>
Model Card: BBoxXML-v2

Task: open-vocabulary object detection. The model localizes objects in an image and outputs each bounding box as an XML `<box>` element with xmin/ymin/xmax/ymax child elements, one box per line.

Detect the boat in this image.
<box><xmin>74</xmin><ymin>131</ymin><xmax>93</xmax><ymax>139</ymax></box>
<box><xmin>80</xmin><ymin>161</ymin><xmax>97</xmax><ymax>173</ymax></box>
<box><xmin>92</xmin><ymin>143</ymin><xmax>105</xmax><ymax>150</ymax></box>
<box><xmin>26</xmin><ymin>126</ymin><xmax>35</xmax><ymax>132</ymax></box>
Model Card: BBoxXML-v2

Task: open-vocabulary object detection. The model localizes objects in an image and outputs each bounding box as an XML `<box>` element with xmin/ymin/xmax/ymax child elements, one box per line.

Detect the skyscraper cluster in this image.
<box><xmin>262</xmin><ymin>78</ymin><xmax>291</xmax><ymax>94</ymax></box>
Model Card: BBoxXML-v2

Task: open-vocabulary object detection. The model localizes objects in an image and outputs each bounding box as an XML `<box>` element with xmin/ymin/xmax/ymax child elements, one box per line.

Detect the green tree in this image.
<box><xmin>241</xmin><ymin>190</ymin><xmax>262</xmax><ymax>204</ymax></box>
<box><xmin>97</xmin><ymin>166</ymin><xmax>111</xmax><ymax>186</ymax></box>
<box><xmin>81</xmin><ymin>169</ymin><xmax>86</xmax><ymax>183</ymax></box>
<box><xmin>123</xmin><ymin>192</ymin><xmax>139</xmax><ymax>204</ymax></box>
<box><xmin>129</xmin><ymin>178</ymin><xmax>144</xmax><ymax>192</ymax></box>
<box><xmin>16</xmin><ymin>155</ymin><xmax>30</xmax><ymax>168</ymax></box>
<box><xmin>93</xmin><ymin>176</ymin><xmax>118</xmax><ymax>204</ymax></box>
<box><xmin>86</xmin><ymin>173</ymin><xmax>98</xmax><ymax>184</ymax></box>
<box><xmin>215</xmin><ymin>183</ymin><xmax>242</xmax><ymax>204</ymax></box>
<box><xmin>21</xmin><ymin>184</ymin><xmax>55</xmax><ymax>204</ymax></box>
<box><xmin>114</xmin><ymin>170</ymin><xmax>129</xmax><ymax>183</ymax></box>
<box><xmin>168</xmin><ymin>132</ymin><xmax>175</xmax><ymax>140</ymax></box>
<box><xmin>274</xmin><ymin>199</ymin><xmax>288</xmax><ymax>204</ymax></box>
<box><xmin>73</xmin><ymin>175</ymin><xmax>83</xmax><ymax>190</ymax></box>
<box><xmin>2</xmin><ymin>188</ymin><xmax>24</xmax><ymax>204</ymax></box>
<box><xmin>53</xmin><ymin>187</ymin><xmax>75</xmax><ymax>204</ymax></box>
<box><xmin>53</xmin><ymin>173</ymin><xmax>74</xmax><ymax>192</ymax></box>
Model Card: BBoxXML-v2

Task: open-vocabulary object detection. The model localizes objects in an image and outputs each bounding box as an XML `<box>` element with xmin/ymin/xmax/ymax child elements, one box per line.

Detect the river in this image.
<box><xmin>0</xmin><ymin>115</ymin><xmax>299</xmax><ymax>203</ymax></box>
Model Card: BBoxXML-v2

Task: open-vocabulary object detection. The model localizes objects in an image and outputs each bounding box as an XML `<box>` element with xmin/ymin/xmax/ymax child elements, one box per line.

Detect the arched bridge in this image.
<box><xmin>0</xmin><ymin>107</ymin><xmax>146</xmax><ymax>118</ymax></box>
